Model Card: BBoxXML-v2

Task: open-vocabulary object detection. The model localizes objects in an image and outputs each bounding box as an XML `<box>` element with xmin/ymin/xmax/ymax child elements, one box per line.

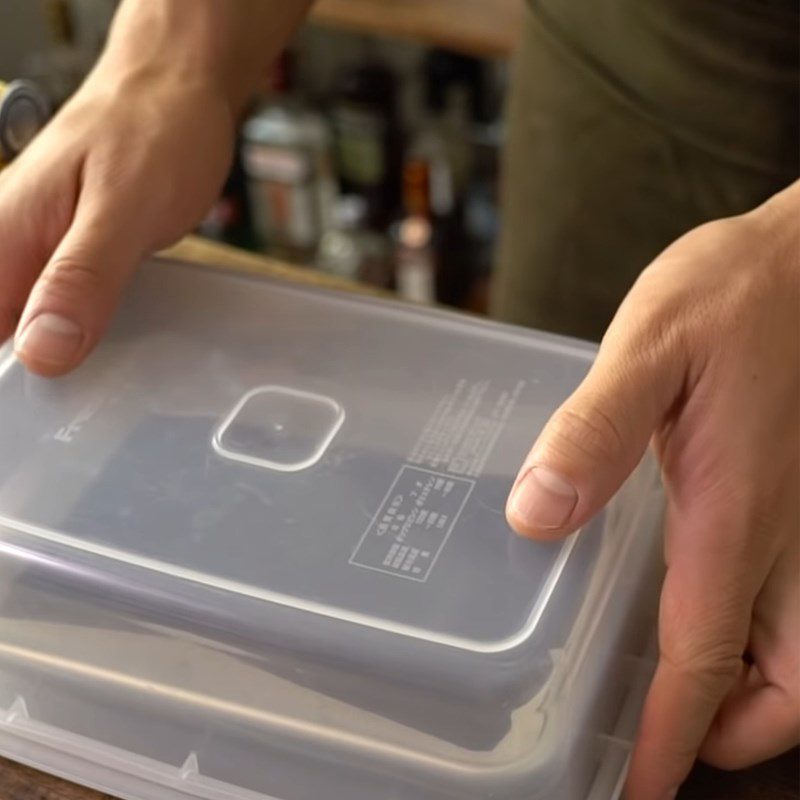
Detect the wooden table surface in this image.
<box><xmin>1</xmin><ymin>748</ymin><xmax>796</xmax><ymax>800</ymax></box>
<box><xmin>1</xmin><ymin>237</ymin><xmax>797</xmax><ymax>800</ymax></box>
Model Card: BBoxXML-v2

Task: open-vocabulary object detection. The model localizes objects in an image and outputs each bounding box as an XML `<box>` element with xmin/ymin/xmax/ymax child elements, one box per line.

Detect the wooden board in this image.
<box><xmin>161</xmin><ymin>235</ymin><xmax>384</xmax><ymax>297</ymax></box>
<box><xmin>309</xmin><ymin>0</ymin><xmax>524</xmax><ymax>58</ymax></box>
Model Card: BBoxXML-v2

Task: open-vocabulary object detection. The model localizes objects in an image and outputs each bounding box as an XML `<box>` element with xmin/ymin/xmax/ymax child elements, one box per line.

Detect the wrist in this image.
<box><xmin>92</xmin><ymin>1</ymin><xmax>242</xmax><ymax>117</ymax></box>
<box><xmin>91</xmin><ymin>0</ymin><xmax>311</xmax><ymax>116</ymax></box>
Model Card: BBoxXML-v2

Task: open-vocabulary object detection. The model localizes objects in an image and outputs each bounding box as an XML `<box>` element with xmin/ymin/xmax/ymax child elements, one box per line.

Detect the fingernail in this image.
<box><xmin>15</xmin><ymin>313</ymin><xmax>83</xmax><ymax>367</ymax></box>
<box><xmin>508</xmin><ymin>465</ymin><xmax>578</xmax><ymax>531</ymax></box>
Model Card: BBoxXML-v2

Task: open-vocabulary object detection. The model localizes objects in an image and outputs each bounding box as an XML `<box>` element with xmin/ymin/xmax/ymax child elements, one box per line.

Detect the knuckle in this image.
<box><xmin>546</xmin><ymin>402</ymin><xmax>627</xmax><ymax>465</ymax></box>
<box><xmin>35</xmin><ymin>257</ymin><xmax>107</xmax><ymax>303</ymax></box>
<box><xmin>613</xmin><ymin>273</ymin><xmax>688</xmax><ymax>363</ymax></box>
<box><xmin>658</xmin><ymin>578</ymin><xmax>749</xmax><ymax>699</ymax></box>
<box><xmin>660</xmin><ymin>633</ymin><xmax>743</xmax><ymax>696</ymax></box>
<box><xmin>662</xmin><ymin>639</ymin><xmax>742</xmax><ymax>681</ymax></box>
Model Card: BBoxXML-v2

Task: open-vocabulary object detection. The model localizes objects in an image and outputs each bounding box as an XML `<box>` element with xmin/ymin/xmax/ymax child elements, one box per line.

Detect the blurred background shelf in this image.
<box><xmin>310</xmin><ymin>0</ymin><xmax>524</xmax><ymax>58</ymax></box>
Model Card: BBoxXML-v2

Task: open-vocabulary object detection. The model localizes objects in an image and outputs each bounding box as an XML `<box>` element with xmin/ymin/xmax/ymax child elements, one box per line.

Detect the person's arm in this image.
<box><xmin>97</xmin><ymin>0</ymin><xmax>314</xmax><ymax>113</ymax></box>
<box><xmin>507</xmin><ymin>179</ymin><xmax>800</xmax><ymax>800</ymax></box>
<box><xmin>1</xmin><ymin>0</ymin><xmax>312</xmax><ymax>376</ymax></box>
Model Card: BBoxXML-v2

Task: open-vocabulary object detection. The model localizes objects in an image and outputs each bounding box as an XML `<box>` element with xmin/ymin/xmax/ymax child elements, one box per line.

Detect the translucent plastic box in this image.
<box><xmin>0</xmin><ymin>258</ymin><xmax>664</xmax><ymax>800</ymax></box>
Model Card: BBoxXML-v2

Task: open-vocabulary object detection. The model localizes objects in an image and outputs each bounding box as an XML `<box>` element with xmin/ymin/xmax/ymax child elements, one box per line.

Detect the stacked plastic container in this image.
<box><xmin>0</xmin><ymin>258</ymin><xmax>664</xmax><ymax>800</ymax></box>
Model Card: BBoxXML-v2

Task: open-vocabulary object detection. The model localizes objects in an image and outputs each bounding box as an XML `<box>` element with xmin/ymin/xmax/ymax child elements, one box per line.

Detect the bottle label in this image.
<box><xmin>242</xmin><ymin>142</ymin><xmax>311</xmax><ymax>184</ymax></box>
<box><xmin>243</xmin><ymin>142</ymin><xmax>318</xmax><ymax>249</ymax></box>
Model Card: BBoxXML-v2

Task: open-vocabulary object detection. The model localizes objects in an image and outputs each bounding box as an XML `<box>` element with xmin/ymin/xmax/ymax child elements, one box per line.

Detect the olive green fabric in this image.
<box><xmin>491</xmin><ymin>0</ymin><xmax>799</xmax><ymax>340</ymax></box>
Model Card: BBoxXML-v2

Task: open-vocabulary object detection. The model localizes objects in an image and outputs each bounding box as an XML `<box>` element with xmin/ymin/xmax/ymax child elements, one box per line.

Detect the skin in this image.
<box><xmin>1</xmin><ymin>0</ymin><xmax>312</xmax><ymax>373</ymax></box>
<box><xmin>0</xmin><ymin>2</ymin><xmax>797</xmax><ymax>798</ymax></box>
<box><xmin>506</xmin><ymin>186</ymin><xmax>800</xmax><ymax>798</ymax></box>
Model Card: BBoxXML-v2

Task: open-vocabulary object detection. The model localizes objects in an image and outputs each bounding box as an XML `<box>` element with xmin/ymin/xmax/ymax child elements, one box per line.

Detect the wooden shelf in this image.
<box><xmin>309</xmin><ymin>0</ymin><xmax>524</xmax><ymax>59</ymax></box>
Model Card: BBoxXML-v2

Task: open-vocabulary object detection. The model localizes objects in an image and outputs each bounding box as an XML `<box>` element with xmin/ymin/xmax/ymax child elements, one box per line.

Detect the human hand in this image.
<box><xmin>506</xmin><ymin>181</ymin><xmax>800</xmax><ymax>799</ymax></box>
<box><xmin>0</xmin><ymin>67</ymin><xmax>234</xmax><ymax>376</ymax></box>
<box><xmin>0</xmin><ymin>0</ymin><xmax>311</xmax><ymax>377</ymax></box>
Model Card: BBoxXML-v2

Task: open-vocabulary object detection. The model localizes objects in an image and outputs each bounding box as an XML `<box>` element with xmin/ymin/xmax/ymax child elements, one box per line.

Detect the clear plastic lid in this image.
<box><xmin>0</xmin><ymin>259</ymin><xmax>663</xmax><ymax>800</ymax></box>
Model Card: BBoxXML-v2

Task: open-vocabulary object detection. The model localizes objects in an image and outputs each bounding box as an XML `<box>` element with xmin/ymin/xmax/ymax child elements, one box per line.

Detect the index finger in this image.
<box><xmin>625</xmin><ymin>503</ymin><xmax>764</xmax><ymax>799</ymax></box>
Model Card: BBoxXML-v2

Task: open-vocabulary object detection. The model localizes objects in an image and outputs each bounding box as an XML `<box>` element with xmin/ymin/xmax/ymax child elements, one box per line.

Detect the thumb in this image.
<box><xmin>506</xmin><ymin>305</ymin><xmax>686</xmax><ymax>539</ymax></box>
<box><xmin>13</xmin><ymin>188</ymin><xmax>148</xmax><ymax>377</ymax></box>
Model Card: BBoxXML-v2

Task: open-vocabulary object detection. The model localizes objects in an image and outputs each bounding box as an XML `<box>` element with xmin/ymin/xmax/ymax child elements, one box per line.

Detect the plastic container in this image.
<box><xmin>0</xmin><ymin>258</ymin><xmax>664</xmax><ymax>800</ymax></box>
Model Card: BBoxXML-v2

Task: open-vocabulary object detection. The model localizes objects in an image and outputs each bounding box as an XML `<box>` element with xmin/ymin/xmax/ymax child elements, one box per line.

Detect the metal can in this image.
<box><xmin>0</xmin><ymin>80</ymin><xmax>51</xmax><ymax>167</ymax></box>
